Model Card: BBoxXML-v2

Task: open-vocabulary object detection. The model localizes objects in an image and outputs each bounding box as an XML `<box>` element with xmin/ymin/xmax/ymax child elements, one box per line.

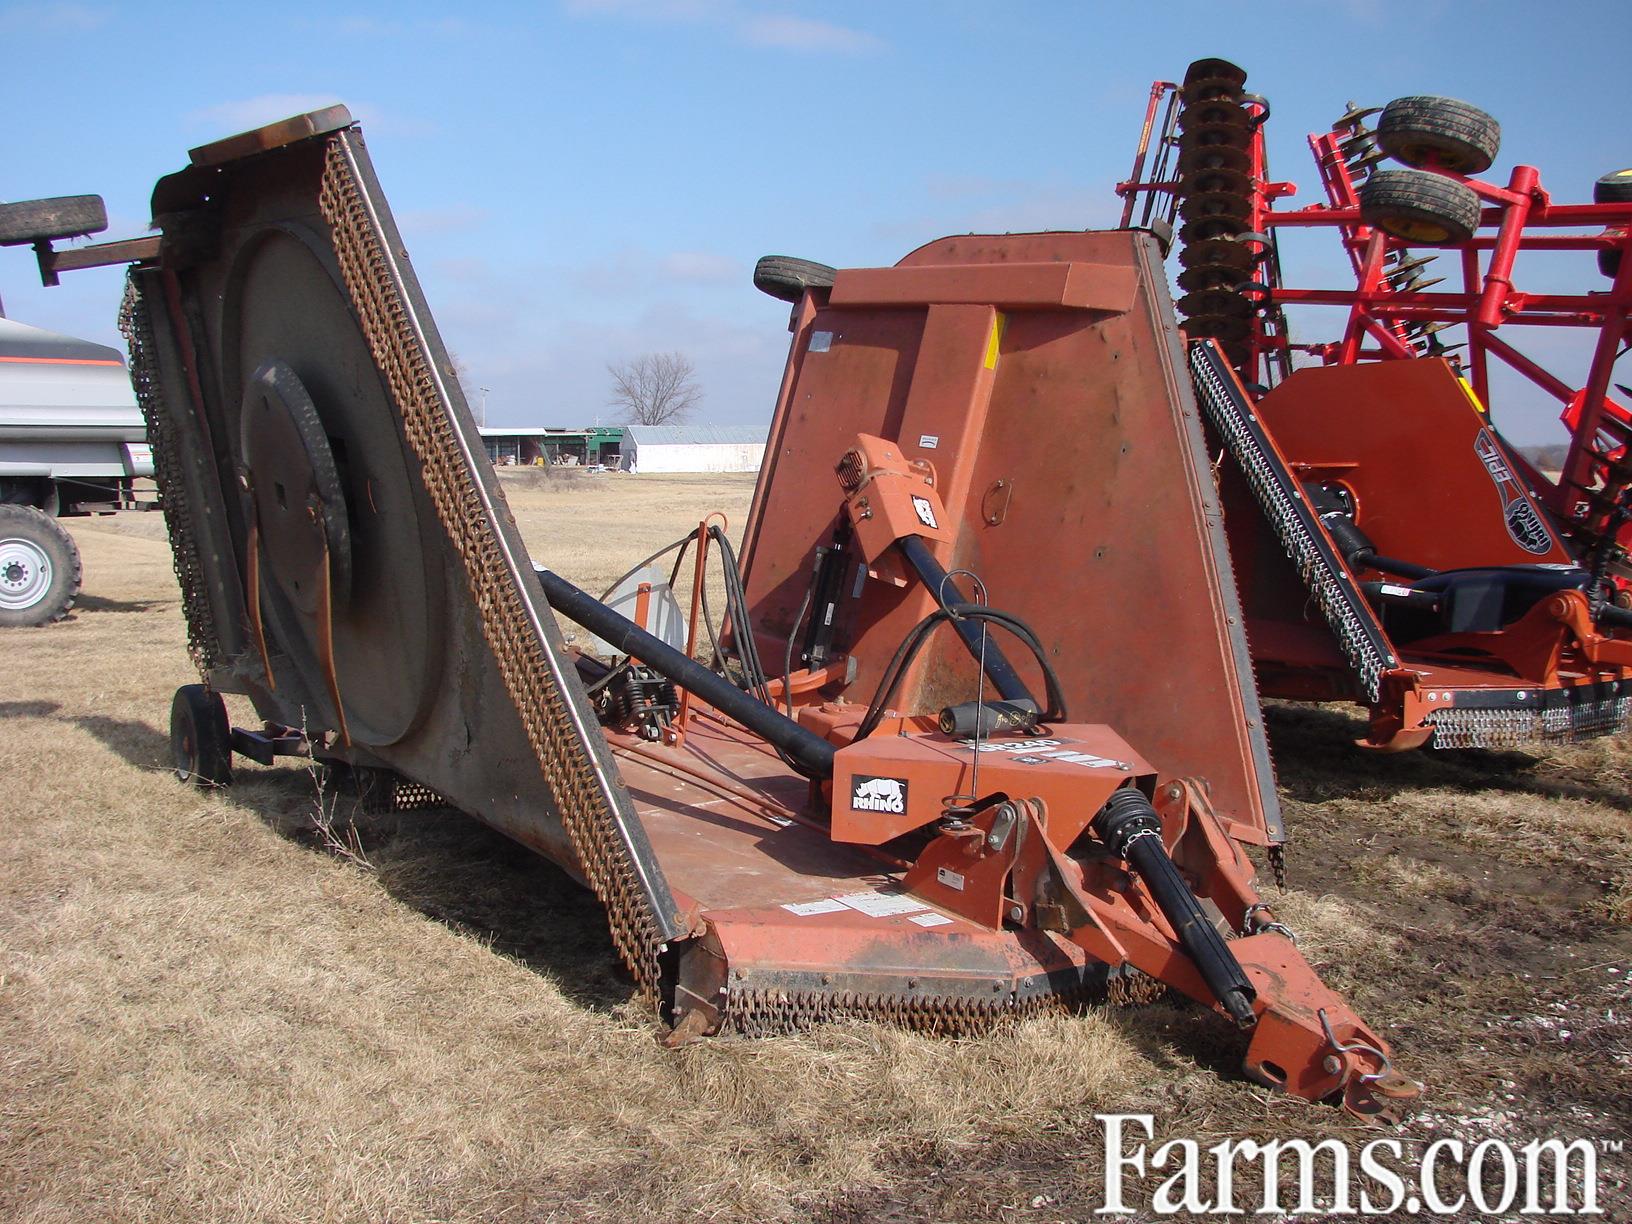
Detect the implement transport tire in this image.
<box><xmin>0</xmin><ymin>504</ymin><xmax>80</xmax><ymax>626</ymax></box>
<box><xmin>171</xmin><ymin>684</ymin><xmax>233</xmax><ymax>787</ymax></box>
<box><xmin>1376</xmin><ymin>96</ymin><xmax>1500</xmax><ymax>175</ymax></box>
<box><xmin>1361</xmin><ymin>170</ymin><xmax>1482</xmax><ymax>245</ymax></box>
<box><xmin>1595</xmin><ymin>170</ymin><xmax>1632</xmax><ymax>278</ymax></box>
<box><xmin>0</xmin><ymin>195</ymin><xmax>108</xmax><ymax>246</ymax></box>
<box><xmin>753</xmin><ymin>255</ymin><xmax>837</xmax><ymax>304</ymax></box>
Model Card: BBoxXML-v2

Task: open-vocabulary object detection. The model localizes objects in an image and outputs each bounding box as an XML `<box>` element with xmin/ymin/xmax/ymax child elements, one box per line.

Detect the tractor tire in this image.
<box><xmin>1360</xmin><ymin>169</ymin><xmax>1482</xmax><ymax>245</ymax></box>
<box><xmin>1595</xmin><ymin>170</ymin><xmax>1632</xmax><ymax>279</ymax></box>
<box><xmin>1375</xmin><ymin>96</ymin><xmax>1501</xmax><ymax>175</ymax></box>
<box><xmin>753</xmin><ymin>255</ymin><xmax>837</xmax><ymax>303</ymax></box>
<box><xmin>171</xmin><ymin>684</ymin><xmax>233</xmax><ymax>787</ymax></box>
<box><xmin>0</xmin><ymin>503</ymin><xmax>80</xmax><ymax>626</ymax></box>
<box><xmin>0</xmin><ymin>195</ymin><xmax>107</xmax><ymax>246</ymax></box>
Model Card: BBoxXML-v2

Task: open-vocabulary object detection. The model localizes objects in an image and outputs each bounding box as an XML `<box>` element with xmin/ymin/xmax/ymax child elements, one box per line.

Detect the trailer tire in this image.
<box><xmin>1375</xmin><ymin>96</ymin><xmax>1500</xmax><ymax>175</ymax></box>
<box><xmin>1594</xmin><ymin>170</ymin><xmax>1632</xmax><ymax>278</ymax></box>
<box><xmin>0</xmin><ymin>195</ymin><xmax>108</xmax><ymax>246</ymax></box>
<box><xmin>753</xmin><ymin>255</ymin><xmax>837</xmax><ymax>303</ymax></box>
<box><xmin>1360</xmin><ymin>170</ymin><xmax>1481</xmax><ymax>245</ymax></box>
<box><xmin>171</xmin><ymin>684</ymin><xmax>233</xmax><ymax>787</ymax></box>
<box><xmin>0</xmin><ymin>504</ymin><xmax>80</xmax><ymax>626</ymax></box>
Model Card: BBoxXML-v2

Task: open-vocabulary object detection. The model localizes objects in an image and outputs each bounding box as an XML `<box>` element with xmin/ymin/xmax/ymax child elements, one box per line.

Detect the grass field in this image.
<box><xmin>2</xmin><ymin>470</ymin><xmax>1628</xmax><ymax>1221</ymax></box>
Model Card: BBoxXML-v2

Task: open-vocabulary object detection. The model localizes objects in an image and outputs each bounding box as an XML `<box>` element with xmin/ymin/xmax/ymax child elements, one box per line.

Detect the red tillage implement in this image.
<box><xmin>1119</xmin><ymin>59</ymin><xmax>1632</xmax><ymax>749</ymax></box>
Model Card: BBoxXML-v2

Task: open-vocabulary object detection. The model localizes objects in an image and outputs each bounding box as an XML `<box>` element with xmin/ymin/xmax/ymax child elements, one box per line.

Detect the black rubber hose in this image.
<box><xmin>897</xmin><ymin>535</ymin><xmax>1033</xmax><ymax>703</ymax></box>
<box><xmin>1094</xmin><ymin>788</ymin><xmax>1257</xmax><ymax>1028</ymax></box>
<box><xmin>535</xmin><ymin>566</ymin><xmax>835</xmax><ymax>780</ymax></box>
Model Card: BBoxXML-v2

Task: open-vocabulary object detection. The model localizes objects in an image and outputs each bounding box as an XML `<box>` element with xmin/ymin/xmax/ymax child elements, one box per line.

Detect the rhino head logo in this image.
<box><xmin>850</xmin><ymin>774</ymin><xmax>908</xmax><ymax>814</ymax></box>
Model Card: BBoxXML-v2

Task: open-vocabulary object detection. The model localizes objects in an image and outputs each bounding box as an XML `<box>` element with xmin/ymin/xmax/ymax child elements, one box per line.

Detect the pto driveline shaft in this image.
<box><xmin>1094</xmin><ymin>788</ymin><xmax>1257</xmax><ymax>1027</ymax></box>
<box><xmin>534</xmin><ymin>565</ymin><xmax>836</xmax><ymax>780</ymax></box>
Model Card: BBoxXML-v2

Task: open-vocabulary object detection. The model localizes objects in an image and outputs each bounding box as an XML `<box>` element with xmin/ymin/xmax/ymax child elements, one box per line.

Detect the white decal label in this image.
<box><xmin>910</xmin><ymin>495</ymin><xmax>939</xmax><ymax>530</ymax></box>
<box><xmin>936</xmin><ymin>867</ymin><xmax>966</xmax><ymax>891</ymax></box>
<box><xmin>836</xmin><ymin>891</ymin><xmax>929</xmax><ymax>917</ymax></box>
<box><xmin>910</xmin><ymin>912</ymin><xmax>953</xmax><ymax>928</ymax></box>
<box><xmin>781</xmin><ymin>898</ymin><xmax>848</xmax><ymax>916</ymax></box>
<box><xmin>808</xmin><ymin>330</ymin><xmax>833</xmax><ymax>353</ymax></box>
<box><xmin>918</xmin><ymin>434</ymin><xmax>940</xmax><ymax>450</ymax></box>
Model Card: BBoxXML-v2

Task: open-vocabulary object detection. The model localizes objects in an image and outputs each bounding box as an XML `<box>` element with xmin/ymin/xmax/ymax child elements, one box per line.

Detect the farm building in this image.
<box><xmin>622</xmin><ymin>424</ymin><xmax>765</xmax><ymax>474</ymax></box>
<box><xmin>479</xmin><ymin>426</ymin><xmax>624</xmax><ymax>467</ymax></box>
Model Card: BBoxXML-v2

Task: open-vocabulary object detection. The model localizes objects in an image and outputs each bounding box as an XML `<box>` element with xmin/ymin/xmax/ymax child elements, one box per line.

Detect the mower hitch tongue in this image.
<box><xmin>100</xmin><ymin>109</ymin><xmax>1417</xmax><ymax>1122</ymax></box>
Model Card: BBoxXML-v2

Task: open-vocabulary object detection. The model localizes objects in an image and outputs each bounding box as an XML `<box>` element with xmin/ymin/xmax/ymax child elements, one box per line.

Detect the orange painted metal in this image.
<box><xmin>738</xmin><ymin>229</ymin><xmax>1283</xmax><ymax>845</ymax></box>
<box><xmin>1222</xmin><ymin>358</ymin><xmax>1632</xmax><ymax>745</ymax></box>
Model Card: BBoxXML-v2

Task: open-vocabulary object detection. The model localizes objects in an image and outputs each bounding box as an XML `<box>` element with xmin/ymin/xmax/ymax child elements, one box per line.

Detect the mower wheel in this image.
<box><xmin>0</xmin><ymin>195</ymin><xmax>108</xmax><ymax>246</ymax></box>
<box><xmin>1360</xmin><ymin>170</ymin><xmax>1481</xmax><ymax>245</ymax></box>
<box><xmin>1375</xmin><ymin>96</ymin><xmax>1500</xmax><ymax>175</ymax></box>
<box><xmin>1595</xmin><ymin>170</ymin><xmax>1632</xmax><ymax>279</ymax></box>
<box><xmin>171</xmin><ymin>684</ymin><xmax>233</xmax><ymax>787</ymax></box>
<box><xmin>0</xmin><ymin>504</ymin><xmax>80</xmax><ymax>626</ymax></box>
<box><xmin>753</xmin><ymin>255</ymin><xmax>836</xmax><ymax>304</ymax></box>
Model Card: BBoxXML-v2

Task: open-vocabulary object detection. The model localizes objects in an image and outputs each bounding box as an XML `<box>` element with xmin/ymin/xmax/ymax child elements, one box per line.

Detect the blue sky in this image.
<box><xmin>3</xmin><ymin>0</ymin><xmax>1625</xmax><ymax>444</ymax></box>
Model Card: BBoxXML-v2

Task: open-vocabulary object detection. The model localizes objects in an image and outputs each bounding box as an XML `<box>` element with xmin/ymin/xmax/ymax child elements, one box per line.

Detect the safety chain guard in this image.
<box><xmin>316</xmin><ymin>134</ymin><xmax>672</xmax><ymax>998</ymax></box>
<box><xmin>1189</xmin><ymin>342</ymin><xmax>1394</xmax><ymax>702</ymax></box>
<box><xmin>119</xmin><ymin>273</ymin><xmax>224</xmax><ymax>676</ymax></box>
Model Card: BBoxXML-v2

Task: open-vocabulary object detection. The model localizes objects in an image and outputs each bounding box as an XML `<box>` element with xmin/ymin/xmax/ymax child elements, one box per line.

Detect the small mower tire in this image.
<box><xmin>0</xmin><ymin>504</ymin><xmax>80</xmax><ymax>626</ymax></box>
<box><xmin>753</xmin><ymin>255</ymin><xmax>837</xmax><ymax>304</ymax></box>
<box><xmin>0</xmin><ymin>195</ymin><xmax>108</xmax><ymax>246</ymax></box>
<box><xmin>1375</xmin><ymin>96</ymin><xmax>1500</xmax><ymax>175</ymax></box>
<box><xmin>1594</xmin><ymin>170</ymin><xmax>1632</xmax><ymax>278</ymax></box>
<box><xmin>1361</xmin><ymin>169</ymin><xmax>1481</xmax><ymax>246</ymax></box>
<box><xmin>171</xmin><ymin>684</ymin><xmax>233</xmax><ymax>787</ymax></box>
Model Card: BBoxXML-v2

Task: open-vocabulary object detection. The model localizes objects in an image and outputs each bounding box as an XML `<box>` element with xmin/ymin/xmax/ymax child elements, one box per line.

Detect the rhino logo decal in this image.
<box><xmin>851</xmin><ymin>774</ymin><xmax>908</xmax><ymax>814</ymax></box>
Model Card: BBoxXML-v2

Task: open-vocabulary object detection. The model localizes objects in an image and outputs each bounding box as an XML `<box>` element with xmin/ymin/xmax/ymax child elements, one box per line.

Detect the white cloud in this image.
<box><xmin>0</xmin><ymin>2</ymin><xmax>108</xmax><ymax>32</ymax></box>
<box><xmin>562</xmin><ymin>0</ymin><xmax>885</xmax><ymax>54</ymax></box>
<box><xmin>738</xmin><ymin>14</ymin><xmax>882</xmax><ymax>54</ymax></box>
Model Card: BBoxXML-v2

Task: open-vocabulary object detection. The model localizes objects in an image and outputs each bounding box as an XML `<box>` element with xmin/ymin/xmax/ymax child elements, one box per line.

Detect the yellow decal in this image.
<box><xmin>1456</xmin><ymin>376</ymin><xmax>1488</xmax><ymax>415</ymax></box>
<box><xmin>984</xmin><ymin>312</ymin><xmax>1007</xmax><ymax>370</ymax></box>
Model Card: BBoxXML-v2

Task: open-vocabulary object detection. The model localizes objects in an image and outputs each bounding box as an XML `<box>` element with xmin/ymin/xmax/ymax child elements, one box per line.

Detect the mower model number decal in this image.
<box><xmin>959</xmin><ymin>738</ymin><xmax>1126</xmax><ymax>770</ymax></box>
<box><xmin>1474</xmin><ymin>428</ymin><xmax>1553</xmax><ymax>555</ymax></box>
<box><xmin>851</xmin><ymin>774</ymin><xmax>908</xmax><ymax>813</ymax></box>
<box><xmin>910</xmin><ymin>495</ymin><xmax>939</xmax><ymax>530</ymax></box>
<box><xmin>936</xmin><ymin>867</ymin><xmax>965</xmax><ymax>891</ymax></box>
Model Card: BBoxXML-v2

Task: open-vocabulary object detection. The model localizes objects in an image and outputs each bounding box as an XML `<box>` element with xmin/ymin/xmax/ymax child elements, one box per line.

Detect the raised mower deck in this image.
<box><xmin>105</xmin><ymin>108</ymin><xmax>1417</xmax><ymax>1121</ymax></box>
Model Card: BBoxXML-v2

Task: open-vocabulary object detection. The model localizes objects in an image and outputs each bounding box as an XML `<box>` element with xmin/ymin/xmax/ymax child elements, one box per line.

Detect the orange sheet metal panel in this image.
<box><xmin>1253</xmin><ymin>360</ymin><xmax>1573</xmax><ymax>571</ymax></box>
<box><xmin>740</xmin><ymin>230</ymin><xmax>1281</xmax><ymax>844</ymax></box>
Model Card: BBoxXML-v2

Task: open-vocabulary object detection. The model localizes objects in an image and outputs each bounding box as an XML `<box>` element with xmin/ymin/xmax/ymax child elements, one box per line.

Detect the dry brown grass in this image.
<box><xmin>2</xmin><ymin>474</ymin><xmax>1629</xmax><ymax>1222</ymax></box>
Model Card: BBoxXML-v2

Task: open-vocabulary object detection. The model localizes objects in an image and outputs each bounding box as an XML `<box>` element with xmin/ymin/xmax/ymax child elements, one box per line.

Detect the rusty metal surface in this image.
<box><xmin>131</xmin><ymin>115</ymin><xmax>683</xmax><ymax>994</ymax></box>
<box><xmin>739</xmin><ymin>230</ymin><xmax>1282</xmax><ymax>844</ymax></box>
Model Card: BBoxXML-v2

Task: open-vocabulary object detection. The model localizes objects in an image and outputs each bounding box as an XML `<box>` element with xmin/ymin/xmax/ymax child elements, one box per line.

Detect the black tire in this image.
<box><xmin>753</xmin><ymin>255</ymin><xmax>837</xmax><ymax>304</ymax></box>
<box><xmin>171</xmin><ymin>684</ymin><xmax>233</xmax><ymax>787</ymax></box>
<box><xmin>0</xmin><ymin>195</ymin><xmax>107</xmax><ymax>246</ymax></box>
<box><xmin>1361</xmin><ymin>169</ymin><xmax>1482</xmax><ymax>245</ymax></box>
<box><xmin>1375</xmin><ymin>96</ymin><xmax>1500</xmax><ymax>174</ymax></box>
<box><xmin>1595</xmin><ymin>169</ymin><xmax>1632</xmax><ymax>203</ymax></box>
<box><xmin>0</xmin><ymin>503</ymin><xmax>80</xmax><ymax>626</ymax></box>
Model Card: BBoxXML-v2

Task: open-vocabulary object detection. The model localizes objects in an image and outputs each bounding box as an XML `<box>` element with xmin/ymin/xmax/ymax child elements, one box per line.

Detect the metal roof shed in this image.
<box><xmin>623</xmin><ymin>424</ymin><xmax>765</xmax><ymax>474</ymax></box>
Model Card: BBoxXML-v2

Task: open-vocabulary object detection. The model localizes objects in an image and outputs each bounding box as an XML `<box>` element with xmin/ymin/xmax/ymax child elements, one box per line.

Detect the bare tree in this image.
<box><xmin>607</xmin><ymin>351</ymin><xmax>702</xmax><ymax>426</ymax></box>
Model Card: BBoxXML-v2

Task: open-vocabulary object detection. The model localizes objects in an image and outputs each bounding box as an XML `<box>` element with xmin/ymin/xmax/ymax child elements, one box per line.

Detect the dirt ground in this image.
<box><xmin>2</xmin><ymin>470</ymin><xmax>1628</xmax><ymax>1222</ymax></box>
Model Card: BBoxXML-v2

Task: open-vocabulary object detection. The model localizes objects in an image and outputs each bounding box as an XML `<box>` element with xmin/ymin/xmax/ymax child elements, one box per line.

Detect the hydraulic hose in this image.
<box><xmin>1093</xmin><ymin>788</ymin><xmax>1257</xmax><ymax>1027</ymax></box>
<box><xmin>534</xmin><ymin>565</ymin><xmax>836</xmax><ymax>780</ymax></box>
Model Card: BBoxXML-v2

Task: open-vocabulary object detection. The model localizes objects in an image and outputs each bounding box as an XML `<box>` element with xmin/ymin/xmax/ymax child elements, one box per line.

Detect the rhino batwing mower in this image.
<box><xmin>61</xmin><ymin>109</ymin><xmax>1415</xmax><ymax>1119</ymax></box>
